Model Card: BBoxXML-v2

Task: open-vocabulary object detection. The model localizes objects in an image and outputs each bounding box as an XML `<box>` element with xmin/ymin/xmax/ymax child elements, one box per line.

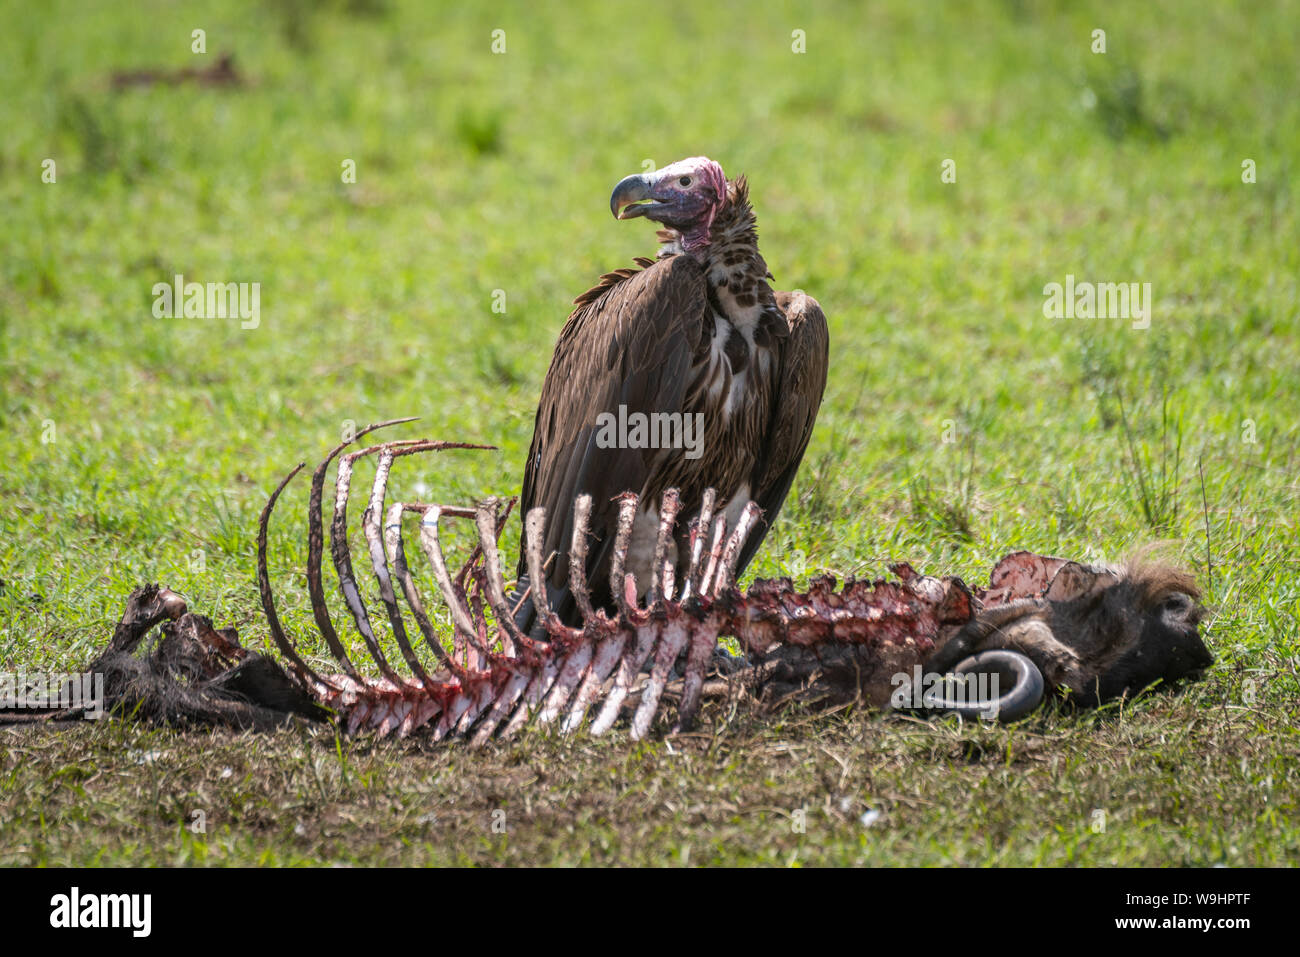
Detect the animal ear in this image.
<box><xmin>1045</xmin><ymin>561</ymin><xmax>1122</xmax><ymax>603</ymax></box>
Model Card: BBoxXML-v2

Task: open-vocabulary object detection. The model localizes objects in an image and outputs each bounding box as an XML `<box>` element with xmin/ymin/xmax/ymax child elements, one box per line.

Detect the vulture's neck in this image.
<box><xmin>658</xmin><ymin>178</ymin><xmax>784</xmax><ymax>342</ymax></box>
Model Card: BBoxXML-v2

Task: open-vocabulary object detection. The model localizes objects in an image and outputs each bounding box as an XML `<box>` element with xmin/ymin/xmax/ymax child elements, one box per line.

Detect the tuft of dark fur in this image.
<box><xmin>0</xmin><ymin>584</ymin><xmax>327</xmax><ymax>731</ymax></box>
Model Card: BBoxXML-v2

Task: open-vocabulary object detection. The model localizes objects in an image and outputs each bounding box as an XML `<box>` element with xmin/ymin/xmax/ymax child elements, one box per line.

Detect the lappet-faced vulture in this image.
<box><xmin>511</xmin><ymin>157</ymin><xmax>829</xmax><ymax>637</ymax></box>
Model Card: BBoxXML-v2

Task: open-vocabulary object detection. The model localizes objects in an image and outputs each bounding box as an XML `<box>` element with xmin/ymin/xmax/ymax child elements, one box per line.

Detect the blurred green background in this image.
<box><xmin>2</xmin><ymin>3</ymin><xmax>1300</xmax><ymax>665</ymax></box>
<box><xmin>1</xmin><ymin>0</ymin><xmax>1296</xmax><ymax>701</ymax></box>
<box><xmin>1</xmin><ymin>0</ymin><xmax>1298</xmax><ymax>868</ymax></box>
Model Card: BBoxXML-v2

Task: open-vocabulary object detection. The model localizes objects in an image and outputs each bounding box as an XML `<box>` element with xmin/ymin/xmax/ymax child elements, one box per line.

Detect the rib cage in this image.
<box><xmin>254</xmin><ymin>420</ymin><xmax>978</xmax><ymax>742</ymax></box>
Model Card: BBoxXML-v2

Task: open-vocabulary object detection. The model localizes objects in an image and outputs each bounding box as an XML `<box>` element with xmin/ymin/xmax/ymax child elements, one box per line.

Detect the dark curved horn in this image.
<box><xmin>920</xmin><ymin>650</ymin><xmax>1045</xmax><ymax>722</ymax></box>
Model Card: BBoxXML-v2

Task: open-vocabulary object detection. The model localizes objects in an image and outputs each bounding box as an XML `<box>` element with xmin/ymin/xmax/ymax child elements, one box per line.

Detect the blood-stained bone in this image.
<box><xmin>240</xmin><ymin>422</ymin><xmax>973</xmax><ymax>739</ymax></box>
<box><xmin>244</xmin><ymin>423</ymin><xmax>982</xmax><ymax>739</ymax></box>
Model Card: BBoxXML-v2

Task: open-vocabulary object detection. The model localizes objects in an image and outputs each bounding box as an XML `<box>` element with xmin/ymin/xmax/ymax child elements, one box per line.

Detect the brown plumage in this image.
<box><xmin>512</xmin><ymin>158</ymin><xmax>828</xmax><ymax>635</ymax></box>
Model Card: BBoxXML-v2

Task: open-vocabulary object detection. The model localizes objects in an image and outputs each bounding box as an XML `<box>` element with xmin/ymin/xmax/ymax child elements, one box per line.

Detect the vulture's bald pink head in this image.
<box><xmin>609</xmin><ymin>156</ymin><xmax>728</xmax><ymax>256</ymax></box>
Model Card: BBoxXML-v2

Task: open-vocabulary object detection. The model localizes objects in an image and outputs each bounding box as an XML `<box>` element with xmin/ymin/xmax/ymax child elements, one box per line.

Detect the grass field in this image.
<box><xmin>1</xmin><ymin>0</ymin><xmax>1297</xmax><ymax>866</ymax></box>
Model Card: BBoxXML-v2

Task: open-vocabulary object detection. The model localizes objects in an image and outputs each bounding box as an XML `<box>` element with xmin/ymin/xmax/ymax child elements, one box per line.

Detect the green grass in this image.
<box><xmin>1</xmin><ymin>0</ymin><xmax>1297</xmax><ymax>866</ymax></box>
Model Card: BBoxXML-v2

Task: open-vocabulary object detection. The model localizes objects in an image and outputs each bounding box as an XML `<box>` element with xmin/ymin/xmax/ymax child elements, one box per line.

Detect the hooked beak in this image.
<box><xmin>610</xmin><ymin>172</ymin><xmax>659</xmax><ymax>219</ymax></box>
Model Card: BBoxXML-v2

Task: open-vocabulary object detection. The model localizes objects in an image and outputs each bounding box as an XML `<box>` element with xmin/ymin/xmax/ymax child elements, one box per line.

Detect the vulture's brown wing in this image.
<box><xmin>734</xmin><ymin>290</ymin><xmax>829</xmax><ymax>576</ymax></box>
<box><xmin>515</xmin><ymin>254</ymin><xmax>711</xmax><ymax>630</ymax></box>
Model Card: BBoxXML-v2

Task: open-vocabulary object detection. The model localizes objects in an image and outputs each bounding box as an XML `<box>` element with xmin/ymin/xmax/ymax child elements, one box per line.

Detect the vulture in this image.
<box><xmin>511</xmin><ymin>156</ymin><xmax>829</xmax><ymax>637</ymax></box>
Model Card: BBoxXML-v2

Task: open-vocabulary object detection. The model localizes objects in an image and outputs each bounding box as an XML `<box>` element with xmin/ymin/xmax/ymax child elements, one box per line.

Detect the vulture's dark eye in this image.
<box><xmin>679</xmin><ymin>176</ymin><xmax>692</xmax><ymax>187</ymax></box>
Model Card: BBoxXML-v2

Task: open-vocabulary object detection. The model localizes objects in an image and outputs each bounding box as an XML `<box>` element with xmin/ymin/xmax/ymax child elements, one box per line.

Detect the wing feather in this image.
<box><xmin>735</xmin><ymin>290</ymin><xmax>829</xmax><ymax>575</ymax></box>
<box><xmin>516</xmin><ymin>255</ymin><xmax>711</xmax><ymax>627</ymax></box>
